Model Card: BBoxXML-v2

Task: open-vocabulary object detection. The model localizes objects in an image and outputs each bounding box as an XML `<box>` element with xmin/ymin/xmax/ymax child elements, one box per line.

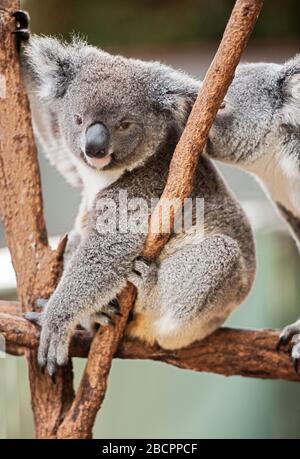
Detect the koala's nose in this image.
<box><xmin>85</xmin><ymin>122</ymin><xmax>110</xmax><ymax>158</ymax></box>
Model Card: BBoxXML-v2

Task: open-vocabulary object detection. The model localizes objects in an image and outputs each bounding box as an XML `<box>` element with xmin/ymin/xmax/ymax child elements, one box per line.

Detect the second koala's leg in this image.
<box><xmin>128</xmin><ymin>234</ymin><xmax>248</xmax><ymax>350</ymax></box>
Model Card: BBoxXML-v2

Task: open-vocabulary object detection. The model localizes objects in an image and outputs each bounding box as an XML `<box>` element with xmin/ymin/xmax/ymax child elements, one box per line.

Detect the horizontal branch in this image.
<box><xmin>0</xmin><ymin>302</ymin><xmax>299</xmax><ymax>383</ymax></box>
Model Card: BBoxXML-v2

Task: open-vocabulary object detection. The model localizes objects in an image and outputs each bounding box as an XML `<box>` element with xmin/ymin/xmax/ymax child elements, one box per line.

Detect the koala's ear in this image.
<box><xmin>23</xmin><ymin>36</ymin><xmax>92</xmax><ymax>100</ymax></box>
<box><xmin>279</xmin><ymin>56</ymin><xmax>300</xmax><ymax>126</ymax></box>
<box><xmin>162</xmin><ymin>86</ymin><xmax>199</xmax><ymax>126</ymax></box>
<box><xmin>152</xmin><ymin>64</ymin><xmax>200</xmax><ymax>126</ymax></box>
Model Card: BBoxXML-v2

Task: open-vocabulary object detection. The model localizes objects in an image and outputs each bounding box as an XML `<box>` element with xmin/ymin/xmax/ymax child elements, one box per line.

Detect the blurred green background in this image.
<box><xmin>20</xmin><ymin>0</ymin><xmax>300</xmax><ymax>46</ymax></box>
<box><xmin>1</xmin><ymin>0</ymin><xmax>300</xmax><ymax>439</ymax></box>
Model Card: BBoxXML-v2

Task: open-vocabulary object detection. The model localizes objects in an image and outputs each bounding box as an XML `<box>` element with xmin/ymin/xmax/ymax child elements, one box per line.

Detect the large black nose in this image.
<box><xmin>85</xmin><ymin>122</ymin><xmax>110</xmax><ymax>158</ymax></box>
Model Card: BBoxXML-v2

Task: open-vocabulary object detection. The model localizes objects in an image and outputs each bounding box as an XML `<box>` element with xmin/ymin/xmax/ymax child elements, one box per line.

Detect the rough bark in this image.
<box><xmin>1</xmin><ymin>308</ymin><xmax>299</xmax><ymax>383</ymax></box>
<box><xmin>56</xmin><ymin>0</ymin><xmax>264</xmax><ymax>439</ymax></box>
<box><xmin>0</xmin><ymin>1</ymin><xmax>74</xmax><ymax>438</ymax></box>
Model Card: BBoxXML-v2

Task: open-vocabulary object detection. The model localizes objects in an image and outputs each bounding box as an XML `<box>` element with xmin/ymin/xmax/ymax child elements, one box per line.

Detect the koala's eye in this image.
<box><xmin>118</xmin><ymin>121</ymin><xmax>132</xmax><ymax>131</ymax></box>
<box><xmin>74</xmin><ymin>115</ymin><xmax>83</xmax><ymax>126</ymax></box>
<box><xmin>219</xmin><ymin>101</ymin><xmax>226</xmax><ymax>110</ymax></box>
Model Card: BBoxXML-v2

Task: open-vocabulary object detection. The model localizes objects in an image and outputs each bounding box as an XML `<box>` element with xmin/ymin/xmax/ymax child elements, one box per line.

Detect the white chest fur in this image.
<box><xmin>246</xmin><ymin>153</ymin><xmax>300</xmax><ymax>217</ymax></box>
<box><xmin>74</xmin><ymin>157</ymin><xmax>124</xmax><ymax>210</ymax></box>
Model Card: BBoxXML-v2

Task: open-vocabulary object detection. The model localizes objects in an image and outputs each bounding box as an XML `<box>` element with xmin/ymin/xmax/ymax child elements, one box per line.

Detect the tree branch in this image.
<box><xmin>0</xmin><ymin>2</ymin><xmax>74</xmax><ymax>438</ymax></box>
<box><xmin>56</xmin><ymin>0</ymin><xmax>264</xmax><ymax>439</ymax></box>
<box><xmin>0</xmin><ymin>307</ymin><xmax>299</xmax><ymax>383</ymax></box>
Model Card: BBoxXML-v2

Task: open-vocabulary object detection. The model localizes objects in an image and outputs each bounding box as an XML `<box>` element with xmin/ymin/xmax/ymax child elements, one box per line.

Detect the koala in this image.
<box><xmin>21</xmin><ymin>34</ymin><xmax>256</xmax><ymax>376</ymax></box>
<box><xmin>204</xmin><ymin>56</ymin><xmax>300</xmax><ymax>369</ymax></box>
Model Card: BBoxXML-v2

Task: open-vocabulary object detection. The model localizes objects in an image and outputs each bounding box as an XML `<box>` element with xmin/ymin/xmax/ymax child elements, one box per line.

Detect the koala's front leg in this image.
<box><xmin>35</xmin><ymin>200</ymin><xmax>88</xmax><ymax>309</ymax></box>
<box><xmin>26</xmin><ymin>227</ymin><xmax>145</xmax><ymax>375</ymax></box>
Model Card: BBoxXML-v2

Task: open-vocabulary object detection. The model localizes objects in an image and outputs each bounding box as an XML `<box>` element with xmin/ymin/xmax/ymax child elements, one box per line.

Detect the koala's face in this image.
<box><xmin>61</xmin><ymin>64</ymin><xmax>167</xmax><ymax>171</ymax></box>
<box><xmin>25</xmin><ymin>37</ymin><xmax>199</xmax><ymax>172</ymax></box>
<box><xmin>206</xmin><ymin>60</ymin><xmax>300</xmax><ymax>167</ymax></box>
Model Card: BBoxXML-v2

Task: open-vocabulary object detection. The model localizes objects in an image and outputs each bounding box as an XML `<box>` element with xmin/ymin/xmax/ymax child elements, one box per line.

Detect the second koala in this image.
<box><xmin>23</xmin><ymin>36</ymin><xmax>255</xmax><ymax>375</ymax></box>
<box><xmin>204</xmin><ymin>56</ymin><xmax>300</xmax><ymax>367</ymax></box>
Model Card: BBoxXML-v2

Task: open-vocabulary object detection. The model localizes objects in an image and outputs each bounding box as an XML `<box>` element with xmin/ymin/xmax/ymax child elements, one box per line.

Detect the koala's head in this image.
<box><xmin>206</xmin><ymin>57</ymin><xmax>300</xmax><ymax>167</ymax></box>
<box><xmin>25</xmin><ymin>36</ymin><xmax>199</xmax><ymax>172</ymax></box>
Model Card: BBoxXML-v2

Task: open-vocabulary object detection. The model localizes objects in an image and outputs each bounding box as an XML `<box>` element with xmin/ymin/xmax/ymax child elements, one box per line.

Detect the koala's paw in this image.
<box><xmin>38</xmin><ymin>319</ymin><xmax>71</xmax><ymax>377</ymax></box>
<box><xmin>12</xmin><ymin>10</ymin><xmax>31</xmax><ymax>50</ymax></box>
<box><xmin>26</xmin><ymin>298</ymin><xmax>72</xmax><ymax>376</ymax></box>
<box><xmin>128</xmin><ymin>256</ymin><xmax>157</xmax><ymax>289</ymax></box>
<box><xmin>277</xmin><ymin>319</ymin><xmax>300</xmax><ymax>373</ymax></box>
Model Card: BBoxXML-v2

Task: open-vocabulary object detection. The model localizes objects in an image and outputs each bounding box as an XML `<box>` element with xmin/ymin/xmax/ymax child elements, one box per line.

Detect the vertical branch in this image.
<box><xmin>0</xmin><ymin>1</ymin><xmax>74</xmax><ymax>438</ymax></box>
<box><xmin>143</xmin><ymin>0</ymin><xmax>264</xmax><ymax>257</ymax></box>
<box><xmin>58</xmin><ymin>0</ymin><xmax>264</xmax><ymax>439</ymax></box>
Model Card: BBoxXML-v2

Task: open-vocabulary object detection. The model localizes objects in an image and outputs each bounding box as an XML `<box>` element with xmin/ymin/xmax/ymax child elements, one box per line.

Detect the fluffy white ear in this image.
<box><xmin>23</xmin><ymin>35</ymin><xmax>94</xmax><ymax>100</ymax></box>
<box><xmin>280</xmin><ymin>57</ymin><xmax>300</xmax><ymax>126</ymax></box>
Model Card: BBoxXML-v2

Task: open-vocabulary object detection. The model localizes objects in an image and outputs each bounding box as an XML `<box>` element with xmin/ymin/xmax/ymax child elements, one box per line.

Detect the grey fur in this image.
<box><xmin>204</xmin><ymin>56</ymin><xmax>300</xmax><ymax>363</ymax></box>
<box><xmin>23</xmin><ymin>36</ymin><xmax>255</xmax><ymax>374</ymax></box>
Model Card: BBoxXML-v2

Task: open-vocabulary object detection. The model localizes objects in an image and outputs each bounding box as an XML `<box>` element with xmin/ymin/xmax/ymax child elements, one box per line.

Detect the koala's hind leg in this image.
<box><xmin>128</xmin><ymin>234</ymin><xmax>250</xmax><ymax>350</ymax></box>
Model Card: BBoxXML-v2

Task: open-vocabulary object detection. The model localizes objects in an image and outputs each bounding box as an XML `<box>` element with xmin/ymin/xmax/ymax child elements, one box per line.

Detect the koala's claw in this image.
<box><xmin>132</xmin><ymin>258</ymin><xmax>150</xmax><ymax>277</ymax></box>
<box><xmin>135</xmin><ymin>255</ymin><xmax>152</xmax><ymax>266</ymax></box>
<box><xmin>25</xmin><ymin>311</ymin><xmax>44</xmax><ymax>327</ymax></box>
<box><xmin>12</xmin><ymin>10</ymin><xmax>30</xmax><ymax>51</ymax></box>
<box><xmin>106</xmin><ymin>298</ymin><xmax>122</xmax><ymax>316</ymax></box>
<box><xmin>98</xmin><ymin>312</ymin><xmax>115</xmax><ymax>327</ymax></box>
<box><xmin>277</xmin><ymin>320</ymin><xmax>300</xmax><ymax>374</ymax></box>
<box><xmin>25</xmin><ymin>297</ymin><xmax>49</xmax><ymax>327</ymax></box>
<box><xmin>12</xmin><ymin>10</ymin><xmax>30</xmax><ymax>29</ymax></box>
<box><xmin>93</xmin><ymin>309</ymin><xmax>116</xmax><ymax>327</ymax></box>
<box><xmin>91</xmin><ymin>299</ymin><xmax>122</xmax><ymax>329</ymax></box>
<box><xmin>13</xmin><ymin>29</ymin><xmax>30</xmax><ymax>41</ymax></box>
<box><xmin>293</xmin><ymin>358</ymin><xmax>300</xmax><ymax>374</ymax></box>
<box><xmin>25</xmin><ymin>297</ymin><xmax>72</xmax><ymax>376</ymax></box>
<box><xmin>276</xmin><ymin>336</ymin><xmax>288</xmax><ymax>352</ymax></box>
<box><xmin>36</xmin><ymin>298</ymin><xmax>49</xmax><ymax>309</ymax></box>
<box><xmin>37</xmin><ymin>323</ymin><xmax>70</xmax><ymax>376</ymax></box>
<box><xmin>277</xmin><ymin>321</ymin><xmax>300</xmax><ymax>349</ymax></box>
<box><xmin>128</xmin><ymin>257</ymin><xmax>157</xmax><ymax>288</ymax></box>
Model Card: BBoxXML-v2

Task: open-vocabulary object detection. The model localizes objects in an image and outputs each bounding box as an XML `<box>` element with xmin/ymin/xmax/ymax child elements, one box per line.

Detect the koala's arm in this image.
<box><xmin>37</xmin><ymin>226</ymin><xmax>146</xmax><ymax>374</ymax></box>
<box><xmin>33</xmin><ymin>178</ymin><xmax>151</xmax><ymax>375</ymax></box>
